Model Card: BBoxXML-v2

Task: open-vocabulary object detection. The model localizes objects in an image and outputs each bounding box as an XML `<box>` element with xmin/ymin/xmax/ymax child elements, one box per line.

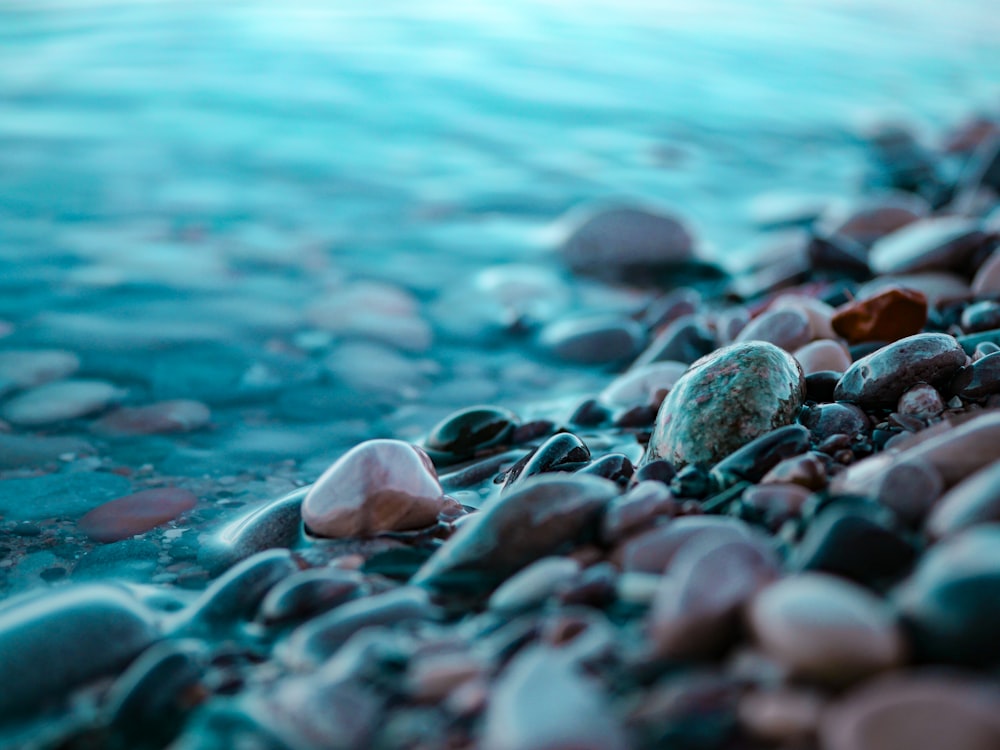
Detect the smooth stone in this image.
<box><xmin>957</xmin><ymin>327</ymin><xmax>1000</xmax><ymax>355</ymax></box>
<box><xmin>171</xmin><ymin>550</ymin><xmax>298</xmax><ymax>635</ymax></box>
<box><xmin>577</xmin><ymin>453</ymin><xmax>634</xmax><ymax>486</ymax></box>
<box><xmin>798</xmin><ymin>402</ymin><xmax>870</xmax><ymax>441</ymax></box>
<box><xmin>647</xmin><ymin>342</ymin><xmax>805</xmax><ymax>470</ymax></box>
<box><xmin>895</xmin><ymin>525</ymin><xmax>1000</xmax><ymax>664</ymax></box>
<box><xmin>748</xmin><ymin>191</ymin><xmax>830</xmax><ymax>228</ymax></box>
<box><xmin>741</xmin><ymin>483</ymin><xmax>811</xmax><ymax>529</ymax></box>
<box><xmin>616</xmin><ymin>516</ymin><xmax>756</xmax><ymax>574</ymax></box>
<box><xmin>949</xmin><ymin>351</ymin><xmax>1000</xmax><ymax>400</ymax></box>
<box><xmin>283</xmin><ymin>586</ymin><xmax>433</xmax><ymax>668</ymax></box>
<box><xmin>734</xmin><ymin>307</ymin><xmax>812</xmax><ymax>352</ymax></box>
<box><xmin>77</xmin><ymin>488</ymin><xmax>198</xmax><ymax>543</ymax></box>
<box><xmin>558</xmin><ymin>205</ymin><xmax>694</xmax><ymax>285</ymax></box>
<box><xmin>0</xmin><ymin>470</ymin><xmax>131</xmax><ymax>521</ymax></box>
<box><xmin>857</xmin><ymin>272</ymin><xmax>970</xmax><ymax>307</ymax></box>
<box><xmin>501</xmin><ymin>432</ymin><xmax>590</xmax><ymax>490</ymax></box>
<box><xmin>424</xmin><ymin>405</ymin><xmax>519</xmax><ymax>459</ymax></box>
<box><xmin>832</xmin><ymin>288</ymin><xmax>927</xmax><ymax>344</ymax></box>
<box><xmin>760</xmin><ymin>451</ymin><xmax>828</xmax><ymax>490</ymax></box>
<box><xmin>642</xmin><ymin>288</ymin><xmax>701</xmax><ymax>329</ymax></box>
<box><xmin>92</xmin><ymin>400</ymin><xmax>211</xmax><ymax>435</ymax></box>
<box><xmin>972</xmin><ymin>250</ymin><xmax>1000</xmax><ymax>295</ymax></box>
<box><xmin>258</xmin><ymin>568</ymin><xmax>366</xmax><ymax>626</ymax></box>
<box><xmin>709</xmin><ymin>424</ymin><xmax>810</xmax><ymax>488</ymax></box>
<box><xmin>412</xmin><ymin>475</ymin><xmax>618</xmax><ymax>593</ymax></box>
<box><xmin>961</xmin><ymin>301</ymin><xmax>1000</xmax><ymax>334</ymax></box>
<box><xmin>890</xmin><ymin>412</ymin><xmax>1000</xmax><ymax>486</ymax></box>
<box><xmin>749</xmin><ymin>573</ymin><xmax>904</xmax><ymax>684</ymax></box>
<box><xmin>793</xmin><ymin>507</ymin><xmax>916</xmax><ymax>586</ymax></box>
<box><xmin>481</xmin><ymin>646</ymin><xmax>628</xmax><ymax>750</ymax></box>
<box><xmin>488</xmin><ymin>557</ymin><xmax>580</xmax><ymax>613</ymax></box>
<box><xmin>897</xmin><ymin>383</ymin><xmax>945</xmax><ymax>416</ymax></box>
<box><xmin>599</xmin><ymin>361</ymin><xmax>688</xmax><ymax>409</ymax></box>
<box><xmin>2</xmin><ymin>379</ymin><xmax>123</xmax><ymax>426</ymax></box>
<box><xmin>822</xmin><ymin>674</ymin><xmax>1000</xmax><ymax>750</ymax></box>
<box><xmin>804</xmin><ymin>370</ymin><xmax>842</xmax><ymax>402</ymax></box>
<box><xmin>650</xmin><ymin>534</ymin><xmax>779</xmax><ymax>658</ymax></box>
<box><xmin>871</xmin><ymin>459</ymin><xmax>945</xmax><ymax>527</ymax></box>
<box><xmin>825</xmin><ymin>194</ymin><xmax>927</xmax><ymax>246</ymax></box>
<box><xmin>302</xmin><ymin>439</ymin><xmax>445</xmax><ymax>539</ymax></box>
<box><xmin>833</xmin><ymin>333</ymin><xmax>966</xmax><ymax>409</ymax></box>
<box><xmin>869</xmin><ymin>217</ymin><xmax>986</xmax><ymax>275</ymax></box>
<box><xmin>806</xmin><ymin>234</ymin><xmax>872</xmax><ymax>280</ymax></box>
<box><xmin>0</xmin><ymin>584</ymin><xmax>158</xmax><ymax>720</ymax></box>
<box><xmin>739</xmin><ymin>688</ymin><xmax>824</xmax><ymax>744</ymax></box>
<box><xmin>631</xmin><ymin>315</ymin><xmax>717</xmax><ymax>367</ymax></box>
<box><xmin>0</xmin><ymin>349</ymin><xmax>79</xmax><ymax>390</ymax></box>
<box><xmin>538</xmin><ymin>315</ymin><xmax>645</xmax><ymax>365</ymax></box>
<box><xmin>197</xmin><ymin>488</ymin><xmax>306</xmax><ymax>576</ymax></box>
<box><xmin>927</xmin><ymin>461</ymin><xmax>1000</xmax><ymax>539</ymax></box>
<box><xmin>601</xmin><ymin>481</ymin><xmax>679</xmax><ymax>545</ymax></box>
<box><xmin>793</xmin><ymin>339</ymin><xmax>851</xmax><ymax>375</ymax></box>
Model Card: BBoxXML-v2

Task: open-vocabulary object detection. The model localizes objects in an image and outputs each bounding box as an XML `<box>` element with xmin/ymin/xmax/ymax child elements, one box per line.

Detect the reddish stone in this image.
<box><xmin>78</xmin><ymin>488</ymin><xmax>198</xmax><ymax>543</ymax></box>
<box><xmin>832</xmin><ymin>288</ymin><xmax>928</xmax><ymax>344</ymax></box>
<box><xmin>93</xmin><ymin>400</ymin><xmax>211</xmax><ymax>435</ymax></box>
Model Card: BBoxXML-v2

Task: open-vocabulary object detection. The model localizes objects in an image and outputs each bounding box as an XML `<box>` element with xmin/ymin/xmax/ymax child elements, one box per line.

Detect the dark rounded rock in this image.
<box><xmin>501</xmin><ymin>432</ymin><xmax>590</xmax><ymax>490</ymax></box>
<box><xmin>258</xmin><ymin>568</ymin><xmax>366</xmax><ymax>626</ymax></box>
<box><xmin>538</xmin><ymin>315</ymin><xmax>645</xmax><ymax>365</ymax></box>
<box><xmin>962</xmin><ymin>301</ymin><xmax>1000</xmax><ymax>334</ymax></box>
<box><xmin>949</xmin><ymin>351</ymin><xmax>1000</xmax><ymax>400</ymax></box>
<box><xmin>632</xmin><ymin>315</ymin><xmax>717</xmax><ymax>367</ymax></box>
<box><xmin>648</xmin><ymin>342</ymin><xmax>806</xmax><ymax>470</ymax></box>
<box><xmin>709</xmin><ymin>424</ymin><xmax>810</xmax><ymax>489</ymax></box>
<box><xmin>926</xmin><ymin>461</ymin><xmax>1000</xmax><ymax>539</ymax></box>
<box><xmin>804</xmin><ymin>370</ymin><xmax>842</xmax><ymax>402</ymax></box>
<box><xmin>601</xmin><ymin>481</ymin><xmax>679</xmax><ymax>545</ymax></box>
<box><xmin>413</xmin><ymin>475</ymin><xmax>618</xmax><ymax>593</ymax></box>
<box><xmin>577</xmin><ymin>453</ymin><xmax>634</xmax><ymax>486</ymax></box>
<box><xmin>799</xmin><ymin>402</ymin><xmax>870</xmax><ymax>441</ymax></box>
<box><xmin>834</xmin><ymin>333</ymin><xmax>967</xmax><ymax>409</ymax></box>
<box><xmin>633</xmin><ymin>459</ymin><xmax>677</xmax><ymax>485</ymax></box>
<box><xmin>807</xmin><ymin>234</ymin><xmax>872</xmax><ymax>279</ymax></box>
<box><xmin>425</xmin><ymin>405</ymin><xmax>519</xmax><ymax>459</ymax></box>
<box><xmin>0</xmin><ymin>584</ymin><xmax>159</xmax><ymax>720</ymax></box>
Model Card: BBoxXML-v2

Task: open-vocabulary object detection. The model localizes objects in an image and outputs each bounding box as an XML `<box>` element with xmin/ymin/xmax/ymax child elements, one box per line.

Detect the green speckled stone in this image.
<box><xmin>647</xmin><ymin>341</ymin><xmax>806</xmax><ymax>470</ymax></box>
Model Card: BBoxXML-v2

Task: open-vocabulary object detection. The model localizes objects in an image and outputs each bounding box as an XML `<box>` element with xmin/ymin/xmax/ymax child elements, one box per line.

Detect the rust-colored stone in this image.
<box><xmin>832</xmin><ymin>288</ymin><xmax>928</xmax><ymax>344</ymax></box>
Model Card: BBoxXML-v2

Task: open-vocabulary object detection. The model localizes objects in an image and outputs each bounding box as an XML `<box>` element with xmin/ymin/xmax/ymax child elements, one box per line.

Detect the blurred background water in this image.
<box><xmin>0</xmin><ymin>0</ymin><xmax>997</xmax><ymax>516</ymax></box>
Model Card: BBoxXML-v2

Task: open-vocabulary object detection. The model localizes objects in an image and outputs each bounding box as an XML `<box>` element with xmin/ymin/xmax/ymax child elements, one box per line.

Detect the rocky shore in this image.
<box><xmin>2</xmin><ymin>116</ymin><xmax>1000</xmax><ymax>750</ymax></box>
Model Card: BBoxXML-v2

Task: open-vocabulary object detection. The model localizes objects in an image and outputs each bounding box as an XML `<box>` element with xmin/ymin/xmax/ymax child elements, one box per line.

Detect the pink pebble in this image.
<box><xmin>93</xmin><ymin>400</ymin><xmax>211</xmax><ymax>435</ymax></box>
<box><xmin>794</xmin><ymin>339</ymin><xmax>852</xmax><ymax>375</ymax></box>
<box><xmin>78</xmin><ymin>488</ymin><xmax>199</xmax><ymax>543</ymax></box>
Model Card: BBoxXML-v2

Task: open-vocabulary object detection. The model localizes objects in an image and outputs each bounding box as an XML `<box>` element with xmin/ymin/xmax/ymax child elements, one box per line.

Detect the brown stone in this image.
<box><xmin>832</xmin><ymin>288</ymin><xmax>928</xmax><ymax>344</ymax></box>
<box><xmin>78</xmin><ymin>488</ymin><xmax>198</xmax><ymax>543</ymax></box>
<box><xmin>926</xmin><ymin>461</ymin><xmax>1000</xmax><ymax>539</ymax></box>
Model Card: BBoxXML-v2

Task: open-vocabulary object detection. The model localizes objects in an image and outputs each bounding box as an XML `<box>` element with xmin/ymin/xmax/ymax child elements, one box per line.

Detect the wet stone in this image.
<box><xmin>72</xmin><ymin>539</ymin><xmax>161</xmax><ymax>582</ymax></box>
<box><xmin>871</xmin><ymin>459</ymin><xmax>944</xmax><ymax>527</ymax></box>
<box><xmin>538</xmin><ymin>315</ymin><xmax>645</xmax><ymax>365</ymax></box>
<box><xmin>647</xmin><ymin>341</ymin><xmax>806</xmax><ymax>470</ymax></box>
<box><xmin>799</xmin><ymin>402</ymin><xmax>870</xmax><ymax>442</ymax></box>
<box><xmin>257</xmin><ymin>567</ymin><xmax>366</xmax><ymax>626</ymax></box>
<box><xmin>600</xmin><ymin>361</ymin><xmax>688</xmax><ymax>409</ymax></box>
<box><xmin>481</xmin><ymin>646</ymin><xmax>628</xmax><ymax>750</ymax></box>
<box><xmin>0</xmin><ymin>584</ymin><xmax>159</xmax><ymax>720</ymax></box>
<box><xmin>92</xmin><ymin>399</ymin><xmax>211</xmax><ymax>435</ymax></box>
<box><xmin>413</xmin><ymin>474</ymin><xmax>617</xmax><ymax>593</ymax></box>
<box><xmin>821</xmin><ymin>674</ymin><xmax>1000</xmax><ymax>750</ymax></box>
<box><xmin>601</xmin><ymin>481</ymin><xmax>679</xmax><ymax>545</ymax></box>
<box><xmin>897</xmin><ymin>383</ymin><xmax>945</xmax><ymax>416</ymax></box>
<box><xmin>77</xmin><ymin>487</ymin><xmax>198</xmax><ymax>543</ymax></box>
<box><xmin>825</xmin><ymin>194</ymin><xmax>926</xmax><ymax>246</ymax></box>
<box><xmin>616</xmin><ymin>516</ymin><xmax>756</xmax><ymax>574</ymax></box>
<box><xmin>0</xmin><ymin>470</ymin><xmax>132</xmax><ymax>521</ymax></box>
<box><xmin>749</xmin><ymin>573</ymin><xmax>905</xmax><ymax>684</ymax></box>
<box><xmin>961</xmin><ymin>301</ymin><xmax>1000</xmax><ymax>334</ymax></box>
<box><xmin>794</xmin><ymin>339</ymin><xmax>851</xmax><ymax>375</ymax></box>
<box><xmin>949</xmin><ymin>351</ymin><xmax>1000</xmax><ymax>400</ymax></box>
<box><xmin>806</xmin><ymin>233</ymin><xmax>872</xmax><ymax>280</ymax></box>
<box><xmin>760</xmin><ymin>451</ymin><xmax>829</xmax><ymax>490</ymax></box>
<box><xmin>2</xmin><ymin>379</ymin><xmax>123</xmax><ymax>426</ymax></box>
<box><xmin>869</xmin><ymin>216</ymin><xmax>987</xmax><ymax>275</ymax></box>
<box><xmin>834</xmin><ymin>333</ymin><xmax>967</xmax><ymax>409</ymax></box>
<box><xmin>926</xmin><ymin>461</ymin><xmax>1000</xmax><ymax>539</ymax></box>
<box><xmin>972</xmin><ymin>250</ymin><xmax>1000</xmax><ymax>295</ymax></box>
<box><xmin>832</xmin><ymin>287</ymin><xmax>928</xmax><ymax>344</ymax></box>
<box><xmin>709</xmin><ymin>424</ymin><xmax>810</xmax><ymax>488</ymax></box>
<box><xmin>734</xmin><ymin>307</ymin><xmax>812</xmax><ymax>352</ymax></box>
<box><xmin>632</xmin><ymin>315</ymin><xmax>717</xmax><ymax>367</ymax></box>
<box><xmin>424</xmin><ymin>405</ymin><xmax>519</xmax><ymax>461</ymax></box>
<box><xmin>501</xmin><ymin>431</ymin><xmax>590</xmax><ymax>490</ymax></box>
<box><xmin>302</xmin><ymin>439</ymin><xmax>446</xmax><ymax>539</ymax></box>
<box><xmin>488</xmin><ymin>556</ymin><xmax>580</xmax><ymax>613</ymax></box>
<box><xmin>577</xmin><ymin>453</ymin><xmax>634</xmax><ymax>486</ymax></box>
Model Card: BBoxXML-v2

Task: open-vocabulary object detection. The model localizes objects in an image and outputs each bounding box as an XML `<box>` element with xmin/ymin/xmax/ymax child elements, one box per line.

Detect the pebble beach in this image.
<box><xmin>2</xmin><ymin>1</ymin><xmax>1000</xmax><ymax>748</ymax></box>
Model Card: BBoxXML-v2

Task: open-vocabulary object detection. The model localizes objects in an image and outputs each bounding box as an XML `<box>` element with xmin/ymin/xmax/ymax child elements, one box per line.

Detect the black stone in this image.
<box><xmin>949</xmin><ymin>352</ymin><xmax>1000</xmax><ymax>400</ymax></box>
<box><xmin>425</xmin><ymin>405</ymin><xmax>519</xmax><ymax>461</ymax></box>
<box><xmin>804</xmin><ymin>371</ymin><xmax>842</xmax><ymax>403</ymax></box>
<box><xmin>709</xmin><ymin>425</ymin><xmax>811</xmax><ymax>488</ymax></box>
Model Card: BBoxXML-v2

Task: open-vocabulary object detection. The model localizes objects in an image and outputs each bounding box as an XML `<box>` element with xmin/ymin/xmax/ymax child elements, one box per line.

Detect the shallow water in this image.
<box><xmin>0</xmin><ymin>1</ymin><xmax>997</xmax><ymax>586</ymax></box>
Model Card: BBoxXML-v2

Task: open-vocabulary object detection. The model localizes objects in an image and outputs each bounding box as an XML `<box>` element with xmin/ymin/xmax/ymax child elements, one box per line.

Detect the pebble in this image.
<box><xmin>481</xmin><ymin>646</ymin><xmax>628</xmax><ymax>750</ymax></box>
<box><xmin>538</xmin><ymin>315</ymin><xmax>645</xmax><ymax>364</ymax></box>
<box><xmin>488</xmin><ymin>556</ymin><xmax>580</xmax><ymax>612</ymax></box>
<box><xmin>734</xmin><ymin>307</ymin><xmax>812</xmax><ymax>351</ymax></box>
<box><xmin>501</xmin><ymin>432</ymin><xmax>590</xmax><ymax>489</ymax></box>
<box><xmin>926</xmin><ymin>460</ymin><xmax>1000</xmax><ymax>539</ymax></box>
<box><xmin>632</xmin><ymin>315</ymin><xmax>717</xmax><ymax>366</ymax></box>
<box><xmin>413</xmin><ymin>475</ymin><xmax>618</xmax><ymax>592</ymax></box>
<box><xmin>897</xmin><ymin>383</ymin><xmax>945</xmax><ymax>416</ymax></box>
<box><xmin>793</xmin><ymin>339</ymin><xmax>851</xmax><ymax>375</ymax></box>
<box><xmin>257</xmin><ymin>568</ymin><xmax>366</xmax><ymax>625</ymax></box>
<box><xmin>824</xmin><ymin>194</ymin><xmax>926</xmax><ymax>246</ymax></box>
<box><xmin>833</xmin><ymin>333</ymin><xmax>967</xmax><ymax>409</ymax></box>
<box><xmin>822</xmin><ymin>674</ymin><xmax>1000</xmax><ymax>750</ymax></box>
<box><xmin>599</xmin><ymin>361</ymin><xmax>688</xmax><ymax>409</ymax></box>
<box><xmin>869</xmin><ymin>216</ymin><xmax>987</xmax><ymax>275</ymax></box>
<box><xmin>709</xmin><ymin>424</ymin><xmax>810</xmax><ymax>488</ymax></box>
<box><xmin>961</xmin><ymin>300</ymin><xmax>1000</xmax><ymax>333</ymax></box>
<box><xmin>870</xmin><ymin>459</ymin><xmax>945</xmax><ymax>527</ymax></box>
<box><xmin>92</xmin><ymin>400</ymin><xmax>211</xmax><ymax>435</ymax></box>
<box><xmin>748</xmin><ymin>573</ymin><xmax>905</xmax><ymax>684</ymax></box>
<box><xmin>0</xmin><ymin>584</ymin><xmax>159</xmax><ymax>720</ymax></box>
<box><xmin>739</xmin><ymin>688</ymin><xmax>824</xmax><ymax>744</ymax></box>
<box><xmin>302</xmin><ymin>439</ymin><xmax>446</xmax><ymax>538</ymax></box>
<box><xmin>0</xmin><ymin>349</ymin><xmax>80</xmax><ymax>391</ymax></box>
<box><xmin>831</xmin><ymin>287</ymin><xmax>928</xmax><ymax>344</ymax></box>
<box><xmin>894</xmin><ymin>525</ymin><xmax>1000</xmax><ymax>664</ymax></box>
<box><xmin>77</xmin><ymin>487</ymin><xmax>198</xmax><ymax>543</ymax></box>
<box><xmin>971</xmin><ymin>250</ymin><xmax>1000</xmax><ymax>295</ymax></box>
<box><xmin>424</xmin><ymin>405</ymin><xmax>519</xmax><ymax>461</ymax></box>
<box><xmin>646</xmin><ymin>341</ymin><xmax>805</xmax><ymax>469</ymax></box>
<box><xmin>2</xmin><ymin>379</ymin><xmax>124</xmax><ymax>426</ymax></box>
<box><xmin>559</xmin><ymin>205</ymin><xmax>695</xmax><ymax>285</ymax></box>
<box><xmin>616</xmin><ymin>516</ymin><xmax>756</xmax><ymax>574</ymax></box>
<box><xmin>949</xmin><ymin>351</ymin><xmax>1000</xmax><ymax>400</ymax></box>
<box><xmin>601</xmin><ymin>481</ymin><xmax>679</xmax><ymax>544</ymax></box>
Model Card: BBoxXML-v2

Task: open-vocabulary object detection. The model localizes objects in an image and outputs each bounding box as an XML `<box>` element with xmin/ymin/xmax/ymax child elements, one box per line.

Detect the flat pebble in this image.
<box><xmin>78</xmin><ymin>487</ymin><xmax>198</xmax><ymax>543</ymax></box>
<box><xmin>538</xmin><ymin>315</ymin><xmax>645</xmax><ymax>365</ymax></box>
<box><xmin>749</xmin><ymin>573</ymin><xmax>905</xmax><ymax>684</ymax></box>
<box><xmin>0</xmin><ymin>349</ymin><xmax>80</xmax><ymax>391</ymax></box>
<box><xmin>92</xmin><ymin>400</ymin><xmax>211</xmax><ymax>435</ymax></box>
<box><xmin>302</xmin><ymin>439</ymin><xmax>446</xmax><ymax>539</ymax></box>
<box><xmin>926</xmin><ymin>461</ymin><xmax>1000</xmax><ymax>539</ymax></box>
<box><xmin>488</xmin><ymin>556</ymin><xmax>580</xmax><ymax>612</ymax></box>
<box><xmin>869</xmin><ymin>216</ymin><xmax>987</xmax><ymax>275</ymax></box>
<box><xmin>2</xmin><ymin>379</ymin><xmax>123</xmax><ymax>426</ymax></box>
<box><xmin>647</xmin><ymin>341</ymin><xmax>805</xmax><ymax>469</ymax></box>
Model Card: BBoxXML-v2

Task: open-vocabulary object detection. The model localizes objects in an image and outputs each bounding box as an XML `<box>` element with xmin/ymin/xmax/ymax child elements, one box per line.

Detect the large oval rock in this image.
<box><xmin>558</xmin><ymin>206</ymin><xmax>695</xmax><ymax>285</ymax></box>
<box><xmin>302</xmin><ymin>440</ymin><xmax>446</xmax><ymax>539</ymax></box>
<box><xmin>647</xmin><ymin>342</ymin><xmax>805</xmax><ymax>470</ymax></box>
<box><xmin>0</xmin><ymin>584</ymin><xmax>159</xmax><ymax>720</ymax></box>
<box><xmin>834</xmin><ymin>333</ymin><xmax>966</xmax><ymax>409</ymax></box>
<box><xmin>412</xmin><ymin>474</ymin><xmax>618</xmax><ymax>593</ymax></box>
